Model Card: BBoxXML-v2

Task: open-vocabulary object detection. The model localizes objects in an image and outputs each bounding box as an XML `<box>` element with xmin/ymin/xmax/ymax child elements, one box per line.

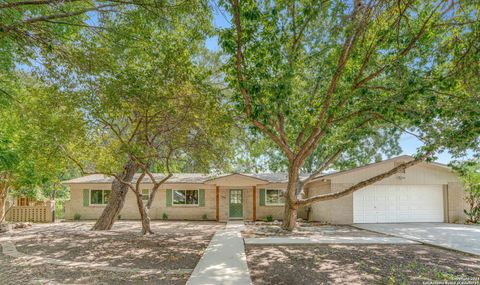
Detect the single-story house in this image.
<box><xmin>63</xmin><ymin>155</ymin><xmax>467</xmax><ymax>224</ymax></box>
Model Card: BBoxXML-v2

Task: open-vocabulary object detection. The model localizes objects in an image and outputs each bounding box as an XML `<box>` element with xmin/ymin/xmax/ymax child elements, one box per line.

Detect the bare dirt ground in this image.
<box><xmin>242</xmin><ymin>222</ymin><xmax>387</xmax><ymax>238</ymax></box>
<box><xmin>246</xmin><ymin>244</ymin><xmax>480</xmax><ymax>285</ymax></box>
<box><xmin>0</xmin><ymin>221</ymin><xmax>224</xmax><ymax>285</ymax></box>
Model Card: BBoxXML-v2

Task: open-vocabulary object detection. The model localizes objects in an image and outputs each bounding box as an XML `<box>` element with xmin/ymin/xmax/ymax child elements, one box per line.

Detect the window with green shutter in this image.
<box><xmin>259</xmin><ymin>189</ymin><xmax>266</xmax><ymax>206</ymax></box>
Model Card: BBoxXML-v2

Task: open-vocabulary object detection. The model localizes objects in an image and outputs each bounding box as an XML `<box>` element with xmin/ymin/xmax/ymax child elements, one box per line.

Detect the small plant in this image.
<box><xmin>265</xmin><ymin>215</ymin><xmax>273</xmax><ymax>222</ymax></box>
<box><xmin>117</xmin><ymin>215</ymin><xmax>122</xmax><ymax>220</ymax></box>
<box><xmin>202</xmin><ymin>213</ymin><xmax>208</xmax><ymax>220</ymax></box>
<box><xmin>73</xmin><ymin>213</ymin><xmax>81</xmax><ymax>221</ymax></box>
<box><xmin>162</xmin><ymin>213</ymin><xmax>168</xmax><ymax>220</ymax></box>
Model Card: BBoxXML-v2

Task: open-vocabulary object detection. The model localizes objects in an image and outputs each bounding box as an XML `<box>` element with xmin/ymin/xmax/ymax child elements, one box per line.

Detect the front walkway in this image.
<box><xmin>187</xmin><ymin>221</ymin><xmax>252</xmax><ymax>285</ymax></box>
<box><xmin>355</xmin><ymin>223</ymin><xmax>480</xmax><ymax>256</ymax></box>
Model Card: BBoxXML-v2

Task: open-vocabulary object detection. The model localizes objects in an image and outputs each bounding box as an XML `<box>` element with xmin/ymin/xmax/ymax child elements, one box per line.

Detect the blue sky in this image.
<box><xmin>206</xmin><ymin>5</ymin><xmax>465</xmax><ymax>165</ymax></box>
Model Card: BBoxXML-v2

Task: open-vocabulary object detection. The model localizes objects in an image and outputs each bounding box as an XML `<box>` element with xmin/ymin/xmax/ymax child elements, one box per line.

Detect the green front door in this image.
<box><xmin>229</xmin><ymin>189</ymin><xmax>243</xmax><ymax>218</ymax></box>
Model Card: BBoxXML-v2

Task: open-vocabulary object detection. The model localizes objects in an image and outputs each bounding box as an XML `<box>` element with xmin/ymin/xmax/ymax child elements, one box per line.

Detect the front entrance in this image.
<box><xmin>229</xmin><ymin>189</ymin><xmax>243</xmax><ymax>218</ymax></box>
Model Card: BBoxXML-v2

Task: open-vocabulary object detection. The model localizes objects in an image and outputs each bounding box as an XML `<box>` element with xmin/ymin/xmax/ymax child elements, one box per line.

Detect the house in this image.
<box><xmin>62</xmin><ymin>155</ymin><xmax>467</xmax><ymax>224</ymax></box>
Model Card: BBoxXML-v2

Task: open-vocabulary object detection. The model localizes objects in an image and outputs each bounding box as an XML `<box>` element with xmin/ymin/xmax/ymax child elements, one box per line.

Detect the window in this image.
<box><xmin>266</xmin><ymin>189</ymin><xmax>285</xmax><ymax>205</ymax></box>
<box><xmin>141</xmin><ymin>189</ymin><xmax>150</xmax><ymax>202</ymax></box>
<box><xmin>173</xmin><ymin>190</ymin><xmax>199</xmax><ymax>205</ymax></box>
<box><xmin>90</xmin><ymin>190</ymin><xmax>110</xmax><ymax>205</ymax></box>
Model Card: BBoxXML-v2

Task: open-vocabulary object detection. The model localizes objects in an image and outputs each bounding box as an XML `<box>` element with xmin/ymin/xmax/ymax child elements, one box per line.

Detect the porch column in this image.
<box><xmin>252</xmin><ymin>186</ymin><xmax>256</xmax><ymax>221</ymax></box>
<box><xmin>216</xmin><ymin>186</ymin><xmax>220</xmax><ymax>222</ymax></box>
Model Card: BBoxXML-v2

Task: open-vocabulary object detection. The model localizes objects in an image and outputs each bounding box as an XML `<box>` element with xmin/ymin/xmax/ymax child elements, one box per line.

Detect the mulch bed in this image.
<box><xmin>246</xmin><ymin>244</ymin><xmax>480</xmax><ymax>285</ymax></box>
<box><xmin>242</xmin><ymin>222</ymin><xmax>386</xmax><ymax>238</ymax></box>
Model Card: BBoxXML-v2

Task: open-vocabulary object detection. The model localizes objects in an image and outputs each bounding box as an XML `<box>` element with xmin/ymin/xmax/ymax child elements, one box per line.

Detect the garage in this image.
<box><xmin>353</xmin><ymin>185</ymin><xmax>444</xmax><ymax>223</ymax></box>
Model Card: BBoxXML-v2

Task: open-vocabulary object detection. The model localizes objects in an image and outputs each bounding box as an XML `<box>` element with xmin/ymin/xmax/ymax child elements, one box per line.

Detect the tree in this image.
<box><xmin>220</xmin><ymin>0</ymin><xmax>480</xmax><ymax>229</ymax></box>
<box><xmin>43</xmin><ymin>2</ymin><xmax>233</xmax><ymax>233</ymax></box>
<box><xmin>0</xmin><ymin>74</ymin><xmax>83</xmax><ymax>222</ymax></box>
<box><xmin>452</xmin><ymin>159</ymin><xmax>480</xmax><ymax>223</ymax></box>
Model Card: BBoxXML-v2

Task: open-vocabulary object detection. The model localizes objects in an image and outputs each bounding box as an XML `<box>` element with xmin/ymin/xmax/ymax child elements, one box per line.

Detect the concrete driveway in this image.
<box><xmin>355</xmin><ymin>223</ymin><xmax>480</xmax><ymax>256</ymax></box>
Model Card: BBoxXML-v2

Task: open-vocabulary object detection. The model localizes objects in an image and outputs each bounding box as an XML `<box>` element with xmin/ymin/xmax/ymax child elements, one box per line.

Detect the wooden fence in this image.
<box><xmin>6</xmin><ymin>201</ymin><xmax>54</xmax><ymax>223</ymax></box>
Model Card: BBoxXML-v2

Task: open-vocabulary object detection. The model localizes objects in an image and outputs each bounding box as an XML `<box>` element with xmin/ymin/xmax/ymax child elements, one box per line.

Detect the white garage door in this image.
<box><xmin>353</xmin><ymin>185</ymin><xmax>444</xmax><ymax>223</ymax></box>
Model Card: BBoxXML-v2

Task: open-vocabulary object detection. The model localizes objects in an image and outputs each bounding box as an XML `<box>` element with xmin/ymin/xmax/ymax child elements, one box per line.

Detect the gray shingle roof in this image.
<box><xmin>62</xmin><ymin>172</ymin><xmax>310</xmax><ymax>184</ymax></box>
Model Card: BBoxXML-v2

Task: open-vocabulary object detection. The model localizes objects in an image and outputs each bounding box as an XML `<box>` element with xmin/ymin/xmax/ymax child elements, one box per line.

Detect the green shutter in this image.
<box><xmin>83</xmin><ymin>189</ymin><xmax>89</xmax><ymax>207</ymax></box>
<box><xmin>166</xmin><ymin>189</ymin><xmax>172</xmax><ymax>207</ymax></box>
<box><xmin>199</xmin><ymin>189</ymin><xmax>205</xmax><ymax>207</ymax></box>
<box><xmin>259</xmin><ymin>189</ymin><xmax>266</xmax><ymax>206</ymax></box>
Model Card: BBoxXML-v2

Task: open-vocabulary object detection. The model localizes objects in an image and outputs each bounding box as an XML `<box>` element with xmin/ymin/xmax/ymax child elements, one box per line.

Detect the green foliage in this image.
<box><xmin>0</xmin><ymin>74</ymin><xmax>81</xmax><ymax>201</ymax></box>
<box><xmin>264</xmin><ymin>215</ymin><xmax>273</xmax><ymax>222</ymax></box>
<box><xmin>73</xmin><ymin>213</ymin><xmax>81</xmax><ymax>221</ymax></box>
<box><xmin>39</xmin><ymin>2</ymin><xmax>235</xmax><ymax>175</ymax></box>
<box><xmin>55</xmin><ymin>202</ymin><xmax>64</xmax><ymax>220</ymax></box>
<box><xmin>220</xmin><ymin>0</ymin><xmax>480</xmax><ymax>174</ymax></box>
<box><xmin>202</xmin><ymin>213</ymin><xmax>208</xmax><ymax>220</ymax></box>
<box><xmin>452</xmin><ymin>159</ymin><xmax>480</xmax><ymax>223</ymax></box>
<box><xmin>162</xmin><ymin>213</ymin><xmax>168</xmax><ymax>220</ymax></box>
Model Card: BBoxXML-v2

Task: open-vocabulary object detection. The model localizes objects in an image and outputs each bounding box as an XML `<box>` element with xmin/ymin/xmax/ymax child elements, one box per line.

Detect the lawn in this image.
<box><xmin>246</xmin><ymin>244</ymin><xmax>480</xmax><ymax>284</ymax></box>
<box><xmin>0</xmin><ymin>221</ymin><xmax>224</xmax><ymax>285</ymax></box>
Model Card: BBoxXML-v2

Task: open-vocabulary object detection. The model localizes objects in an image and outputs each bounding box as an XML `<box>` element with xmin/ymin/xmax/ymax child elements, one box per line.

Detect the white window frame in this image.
<box><xmin>265</xmin><ymin>189</ymin><xmax>285</xmax><ymax>206</ymax></box>
<box><xmin>90</xmin><ymin>189</ymin><xmax>110</xmax><ymax>206</ymax></box>
<box><xmin>141</xmin><ymin>189</ymin><xmax>150</xmax><ymax>202</ymax></box>
<box><xmin>172</xmin><ymin>189</ymin><xmax>199</xmax><ymax>206</ymax></box>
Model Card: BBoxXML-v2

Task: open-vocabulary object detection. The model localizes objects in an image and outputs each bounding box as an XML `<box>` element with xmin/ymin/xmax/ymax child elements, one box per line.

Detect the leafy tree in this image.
<box><xmin>452</xmin><ymin>159</ymin><xmax>480</xmax><ymax>223</ymax></box>
<box><xmin>42</xmin><ymin>2</ymin><xmax>234</xmax><ymax>233</ymax></box>
<box><xmin>0</xmin><ymin>74</ymin><xmax>82</xmax><ymax>221</ymax></box>
<box><xmin>220</xmin><ymin>0</ymin><xmax>480</xmax><ymax>229</ymax></box>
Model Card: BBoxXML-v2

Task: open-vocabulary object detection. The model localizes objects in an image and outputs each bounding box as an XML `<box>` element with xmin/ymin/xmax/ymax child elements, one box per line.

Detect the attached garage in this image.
<box><xmin>306</xmin><ymin>156</ymin><xmax>466</xmax><ymax>224</ymax></box>
<box><xmin>353</xmin><ymin>185</ymin><xmax>444</xmax><ymax>223</ymax></box>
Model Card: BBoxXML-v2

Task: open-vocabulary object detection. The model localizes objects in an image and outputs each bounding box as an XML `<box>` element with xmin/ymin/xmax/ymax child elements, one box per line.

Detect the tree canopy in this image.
<box><xmin>220</xmin><ymin>0</ymin><xmax>480</xmax><ymax>229</ymax></box>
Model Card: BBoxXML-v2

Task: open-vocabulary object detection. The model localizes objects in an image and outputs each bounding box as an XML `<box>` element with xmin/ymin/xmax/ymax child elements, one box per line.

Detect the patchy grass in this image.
<box><xmin>246</xmin><ymin>244</ymin><xmax>480</xmax><ymax>285</ymax></box>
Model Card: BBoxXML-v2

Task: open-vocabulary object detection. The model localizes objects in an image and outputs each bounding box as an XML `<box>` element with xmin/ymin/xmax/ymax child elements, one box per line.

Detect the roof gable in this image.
<box><xmin>205</xmin><ymin>173</ymin><xmax>269</xmax><ymax>186</ymax></box>
<box><xmin>311</xmin><ymin>155</ymin><xmax>453</xmax><ymax>182</ymax></box>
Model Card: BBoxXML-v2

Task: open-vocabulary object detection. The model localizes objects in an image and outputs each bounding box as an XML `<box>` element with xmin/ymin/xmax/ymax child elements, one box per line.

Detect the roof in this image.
<box><xmin>62</xmin><ymin>156</ymin><xmax>451</xmax><ymax>185</ymax></box>
<box><xmin>312</xmin><ymin>155</ymin><xmax>451</xmax><ymax>181</ymax></box>
<box><xmin>62</xmin><ymin>172</ymin><xmax>310</xmax><ymax>184</ymax></box>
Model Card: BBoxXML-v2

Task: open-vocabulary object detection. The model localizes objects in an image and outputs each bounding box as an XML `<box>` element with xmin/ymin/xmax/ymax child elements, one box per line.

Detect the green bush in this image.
<box><xmin>265</xmin><ymin>215</ymin><xmax>273</xmax><ymax>222</ymax></box>
<box><xmin>202</xmin><ymin>213</ymin><xmax>208</xmax><ymax>220</ymax></box>
<box><xmin>73</xmin><ymin>213</ymin><xmax>81</xmax><ymax>221</ymax></box>
<box><xmin>118</xmin><ymin>215</ymin><xmax>122</xmax><ymax>220</ymax></box>
<box><xmin>55</xmin><ymin>201</ymin><xmax>64</xmax><ymax>219</ymax></box>
<box><xmin>162</xmin><ymin>213</ymin><xmax>168</xmax><ymax>220</ymax></box>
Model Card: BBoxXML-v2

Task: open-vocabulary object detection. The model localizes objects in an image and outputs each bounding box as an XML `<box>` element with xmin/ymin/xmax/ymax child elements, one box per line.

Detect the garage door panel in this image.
<box><xmin>354</xmin><ymin>185</ymin><xmax>444</xmax><ymax>223</ymax></box>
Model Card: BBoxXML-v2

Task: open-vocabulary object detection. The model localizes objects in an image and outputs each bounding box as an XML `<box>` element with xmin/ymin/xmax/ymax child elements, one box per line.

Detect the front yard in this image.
<box><xmin>0</xmin><ymin>221</ymin><xmax>224</xmax><ymax>285</ymax></box>
<box><xmin>1</xmin><ymin>221</ymin><xmax>479</xmax><ymax>285</ymax></box>
<box><xmin>244</xmin><ymin>223</ymin><xmax>480</xmax><ymax>285</ymax></box>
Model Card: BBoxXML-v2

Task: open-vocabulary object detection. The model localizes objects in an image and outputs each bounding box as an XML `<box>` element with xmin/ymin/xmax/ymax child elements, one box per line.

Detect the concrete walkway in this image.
<box><xmin>186</xmin><ymin>221</ymin><xmax>252</xmax><ymax>285</ymax></box>
<box><xmin>355</xmin><ymin>223</ymin><xmax>480</xmax><ymax>256</ymax></box>
<box><xmin>244</xmin><ymin>236</ymin><xmax>419</xmax><ymax>245</ymax></box>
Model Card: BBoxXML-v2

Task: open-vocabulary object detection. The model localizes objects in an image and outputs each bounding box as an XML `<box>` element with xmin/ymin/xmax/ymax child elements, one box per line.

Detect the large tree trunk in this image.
<box><xmin>0</xmin><ymin>180</ymin><xmax>9</xmax><ymax>223</ymax></box>
<box><xmin>0</xmin><ymin>188</ymin><xmax>7</xmax><ymax>223</ymax></box>
<box><xmin>134</xmin><ymin>191</ymin><xmax>153</xmax><ymax>235</ymax></box>
<box><xmin>282</xmin><ymin>166</ymin><xmax>300</xmax><ymax>230</ymax></box>
<box><xmin>91</xmin><ymin>159</ymin><xmax>137</xmax><ymax>231</ymax></box>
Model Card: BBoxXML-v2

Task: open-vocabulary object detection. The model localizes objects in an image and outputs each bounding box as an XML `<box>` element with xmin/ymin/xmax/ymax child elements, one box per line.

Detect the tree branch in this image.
<box><xmin>297</xmin><ymin>152</ymin><xmax>434</xmax><ymax>205</ymax></box>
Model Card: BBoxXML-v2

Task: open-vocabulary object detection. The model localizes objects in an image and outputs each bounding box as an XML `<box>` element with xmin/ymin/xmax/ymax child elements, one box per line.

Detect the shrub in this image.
<box><xmin>265</xmin><ymin>215</ymin><xmax>273</xmax><ymax>222</ymax></box>
<box><xmin>202</xmin><ymin>214</ymin><xmax>208</xmax><ymax>220</ymax></box>
<box><xmin>162</xmin><ymin>213</ymin><xmax>168</xmax><ymax>220</ymax></box>
<box><xmin>118</xmin><ymin>215</ymin><xmax>122</xmax><ymax>220</ymax></box>
<box><xmin>73</xmin><ymin>213</ymin><xmax>81</xmax><ymax>221</ymax></box>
